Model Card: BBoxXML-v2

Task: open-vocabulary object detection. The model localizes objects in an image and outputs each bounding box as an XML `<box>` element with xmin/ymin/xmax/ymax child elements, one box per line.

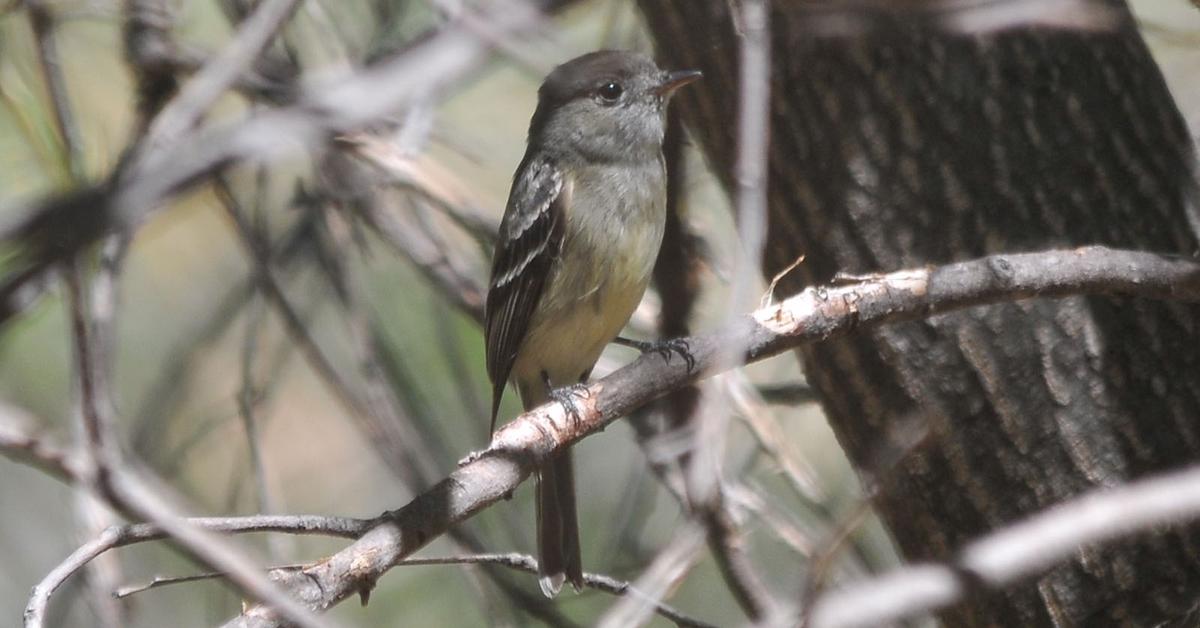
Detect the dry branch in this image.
<box><xmin>222</xmin><ymin>245</ymin><xmax>1200</xmax><ymax>626</ymax></box>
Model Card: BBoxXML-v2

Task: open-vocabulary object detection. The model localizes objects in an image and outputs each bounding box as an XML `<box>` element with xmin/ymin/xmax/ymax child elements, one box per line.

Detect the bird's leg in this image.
<box><xmin>542</xmin><ymin>370</ymin><xmax>590</xmax><ymax>425</ymax></box>
<box><xmin>613</xmin><ymin>336</ymin><xmax>696</xmax><ymax>372</ymax></box>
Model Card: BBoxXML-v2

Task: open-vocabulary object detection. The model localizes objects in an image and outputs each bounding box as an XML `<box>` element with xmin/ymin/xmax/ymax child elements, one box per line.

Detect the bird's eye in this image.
<box><xmin>597</xmin><ymin>81</ymin><xmax>623</xmax><ymax>103</ymax></box>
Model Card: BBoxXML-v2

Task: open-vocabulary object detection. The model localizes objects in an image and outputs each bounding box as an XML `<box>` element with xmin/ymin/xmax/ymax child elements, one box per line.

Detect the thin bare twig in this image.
<box><xmin>115</xmin><ymin>564</ymin><xmax>310</xmax><ymax>599</ymax></box>
<box><xmin>120</xmin><ymin>552</ymin><xmax>716</xmax><ymax>628</ymax></box>
<box><xmin>118</xmin><ymin>0</ymin><xmax>543</xmax><ymax>218</ymax></box>
<box><xmin>798</xmin><ymin>413</ymin><xmax>934</xmax><ymax>623</ymax></box>
<box><xmin>383</xmin><ymin>193</ymin><xmax>488</xmax><ymax>323</ymax></box>
<box><xmin>798</xmin><ymin>500</ymin><xmax>874</xmax><ymax>620</ymax></box>
<box><xmin>64</xmin><ymin>265</ymin><xmax>113</xmax><ymax>475</ymax></box>
<box><xmin>337</xmin><ymin>138</ymin><xmax>490</xmax><ymax>321</ymax></box>
<box><xmin>427</xmin><ymin>0</ymin><xmax>556</xmax><ymax>75</ymax></box>
<box><xmin>338</xmin><ymin>132</ymin><xmax>501</xmax><ymax>242</ymax></box>
<box><xmin>728</xmin><ymin>375</ymin><xmax>825</xmax><ymax>507</ymax></box>
<box><xmin>731</xmin><ymin>0</ymin><xmax>772</xmax><ymax>284</ymax></box>
<box><xmin>310</xmin><ymin>191</ymin><xmax>451</xmax><ymax>483</ymax></box>
<box><xmin>596</xmin><ymin>523</ymin><xmax>707</xmax><ymax>628</ymax></box>
<box><xmin>101</xmin><ymin>476</ymin><xmax>346</xmax><ymax>628</ymax></box>
<box><xmin>75</xmin><ymin>237</ymin><xmax>131</xmax><ymax>628</ymax></box>
<box><xmin>31</xmin><ymin>270</ymin><xmax>339</xmax><ymax>628</ymax></box>
<box><xmin>27</xmin><ymin>513</ymin><xmax>375</xmax><ymax>624</ymax></box>
<box><xmin>214</xmin><ymin>181</ymin><xmax>444</xmax><ymax>488</ymax></box>
<box><xmin>700</xmin><ymin>489</ymin><xmax>776</xmax><ymax>622</ymax></box>
<box><xmin>31</xmin><ymin>6</ymin><xmax>120</xmax><ymax>619</ymax></box>
<box><xmin>129</xmin><ymin>212</ymin><xmax>320</xmax><ymax>458</ymax></box>
<box><xmin>221</xmin><ymin>246</ymin><xmax>1200</xmax><ymax>627</ymax></box>
<box><xmin>236</xmin><ymin>171</ymin><xmax>286</xmax><ymax>559</ymax></box>
<box><xmin>685</xmin><ymin>0</ymin><xmax>778</xmax><ymax>621</ymax></box>
<box><xmin>139</xmin><ymin>0</ymin><xmax>301</xmax><ymax>149</ymax></box>
<box><xmin>239</xmin><ymin>283</ymin><xmax>274</xmax><ymax>508</ymax></box>
<box><xmin>688</xmin><ymin>0</ymin><xmax>775</xmax><ymax>505</ymax></box>
<box><xmin>0</xmin><ymin>401</ymin><xmax>81</xmax><ymax>482</ymax></box>
<box><xmin>732</xmin><ymin>482</ymin><xmax>818</xmax><ymax>557</ymax></box>
<box><xmin>26</xmin><ymin>0</ymin><xmax>86</xmax><ymax>181</ymax></box>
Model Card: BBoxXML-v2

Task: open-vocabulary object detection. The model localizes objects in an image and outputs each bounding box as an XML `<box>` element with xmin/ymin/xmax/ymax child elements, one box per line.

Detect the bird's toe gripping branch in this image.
<box><xmin>615</xmin><ymin>336</ymin><xmax>696</xmax><ymax>372</ymax></box>
<box><xmin>542</xmin><ymin>372</ymin><xmax>591</xmax><ymax>426</ymax></box>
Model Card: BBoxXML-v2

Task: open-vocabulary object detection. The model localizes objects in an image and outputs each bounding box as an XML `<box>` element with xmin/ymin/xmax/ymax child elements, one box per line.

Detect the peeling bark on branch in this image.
<box><xmin>221</xmin><ymin>246</ymin><xmax>1200</xmax><ymax>627</ymax></box>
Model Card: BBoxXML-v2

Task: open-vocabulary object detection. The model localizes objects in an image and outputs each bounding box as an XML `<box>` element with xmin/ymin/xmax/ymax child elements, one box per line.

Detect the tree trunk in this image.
<box><xmin>640</xmin><ymin>1</ymin><xmax>1200</xmax><ymax>625</ymax></box>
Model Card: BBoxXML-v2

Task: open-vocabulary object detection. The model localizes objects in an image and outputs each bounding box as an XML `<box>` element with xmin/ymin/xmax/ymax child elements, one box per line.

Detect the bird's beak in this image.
<box><xmin>654</xmin><ymin>70</ymin><xmax>703</xmax><ymax>97</ymax></box>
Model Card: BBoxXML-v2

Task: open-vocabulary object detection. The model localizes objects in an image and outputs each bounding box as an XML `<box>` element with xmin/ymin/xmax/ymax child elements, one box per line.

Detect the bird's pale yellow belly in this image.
<box><xmin>511</xmin><ymin>271</ymin><xmax>651</xmax><ymax>403</ymax></box>
<box><xmin>510</xmin><ymin>161</ymin><xmax>666</xmax><ymax>405</ymax></box>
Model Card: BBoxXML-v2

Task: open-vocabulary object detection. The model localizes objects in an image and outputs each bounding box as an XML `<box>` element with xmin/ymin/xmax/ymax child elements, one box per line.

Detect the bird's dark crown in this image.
<box><xmin>538</xmin><ymin>50</ymin><xmax>660</xmax><ymax>105</ymax></box>
<box><xmin>526</xmin><ymin>50</ymin><xmax>663</xmax><ymax>143</ymax></box>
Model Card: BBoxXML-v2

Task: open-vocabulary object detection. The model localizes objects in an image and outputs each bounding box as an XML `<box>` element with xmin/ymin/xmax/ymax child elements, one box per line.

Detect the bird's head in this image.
<box><xmin>528</xmin><ymin>50</ymin><xmax>701</xmax><ymax>163</ymax></box>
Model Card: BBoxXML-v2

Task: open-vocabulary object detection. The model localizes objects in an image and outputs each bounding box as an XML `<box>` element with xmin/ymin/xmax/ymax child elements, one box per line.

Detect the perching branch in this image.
<box><xmin>224</xmin><ymin>245</ymin><xmax>1200</xmax><ymax>626</ymax></box>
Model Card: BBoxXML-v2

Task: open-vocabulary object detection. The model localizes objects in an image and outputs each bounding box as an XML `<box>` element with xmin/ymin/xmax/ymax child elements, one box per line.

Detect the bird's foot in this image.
<box><xmin>547</xmin><ymin>382</ymin><xmax>591</xmax><ymax>425</ymax></box>
<box><xmin>615</xmin><ymin>336</ymin><xmax>696</xmax><ymax>372</ymax></box>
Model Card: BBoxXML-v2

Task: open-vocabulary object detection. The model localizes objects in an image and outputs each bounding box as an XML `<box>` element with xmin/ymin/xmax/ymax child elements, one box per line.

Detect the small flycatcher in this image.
<box><xmin>484</xmin><ymin>50</ymin><xmax>701</xmax><ymax>597</ymax></box>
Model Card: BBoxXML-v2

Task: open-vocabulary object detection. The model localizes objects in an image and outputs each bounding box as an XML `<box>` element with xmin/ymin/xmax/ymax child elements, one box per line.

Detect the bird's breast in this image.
<box><xmin>512</xmin><ymin>159</ymin><xmax>667</xmax><ymax>388</ymax></box>
<box><xmin>546</xmin><ymin>159</ymin><xmax>667</xmax><ymax>313</ymax></box>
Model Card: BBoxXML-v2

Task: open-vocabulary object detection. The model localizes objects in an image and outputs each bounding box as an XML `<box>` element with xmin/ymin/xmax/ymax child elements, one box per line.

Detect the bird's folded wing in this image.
<box><xmin>484</xmin><ymin>155</ymin><xmax>570</xmax><ymax>431</ymax></box>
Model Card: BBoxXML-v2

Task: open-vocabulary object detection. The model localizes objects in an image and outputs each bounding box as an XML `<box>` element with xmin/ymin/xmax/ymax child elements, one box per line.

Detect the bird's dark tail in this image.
<box><xmin>521</xmin><ymin>380</ymin><xmax>583</xmax><ymax>597</ymax></box>
<box><xmin>536</xmin><ymin>448</ymin><xmax>582</xmax><ymax>597</ymax></box>
<box><xmin>489</xmin><ymin>378</ymin><xmax>506</xmax><ymax>435</ymax></box>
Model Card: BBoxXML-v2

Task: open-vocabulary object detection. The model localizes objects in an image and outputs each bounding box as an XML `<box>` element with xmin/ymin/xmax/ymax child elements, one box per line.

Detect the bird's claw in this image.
<box><xmin>624</xmin><ymin>337</ymin><xmax>695</xmax><ymax>372</ymax></box>
<box><xmin>658</xmin><ymin>338</ymin><xmax>695</xmax><ymax>371</ymax></box>
<box><xmin>548</xmin><ymin>382</ymin><xmax>591</xmax><ymax>425</ymax></box>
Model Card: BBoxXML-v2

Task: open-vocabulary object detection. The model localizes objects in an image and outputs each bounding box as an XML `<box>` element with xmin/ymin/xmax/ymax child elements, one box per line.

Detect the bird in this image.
<box><xmin>484</xmin><ymin>50</ymin><xmax>701</xmax><ymax>597</ymax></box>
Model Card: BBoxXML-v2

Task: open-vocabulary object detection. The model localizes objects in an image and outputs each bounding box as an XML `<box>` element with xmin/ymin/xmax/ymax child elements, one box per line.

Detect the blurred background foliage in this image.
<box><xmin>0</xmin><ymin>1</ymin><xmax>1196</xmax><ymax>626</ymax></box>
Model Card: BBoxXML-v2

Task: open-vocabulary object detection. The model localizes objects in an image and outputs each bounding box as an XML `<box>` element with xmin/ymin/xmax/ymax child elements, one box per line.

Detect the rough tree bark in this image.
<box><xmin>640</xmin><ymin>1</ymin><xmax>1200</xmax><ymax>626</ymax></box>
